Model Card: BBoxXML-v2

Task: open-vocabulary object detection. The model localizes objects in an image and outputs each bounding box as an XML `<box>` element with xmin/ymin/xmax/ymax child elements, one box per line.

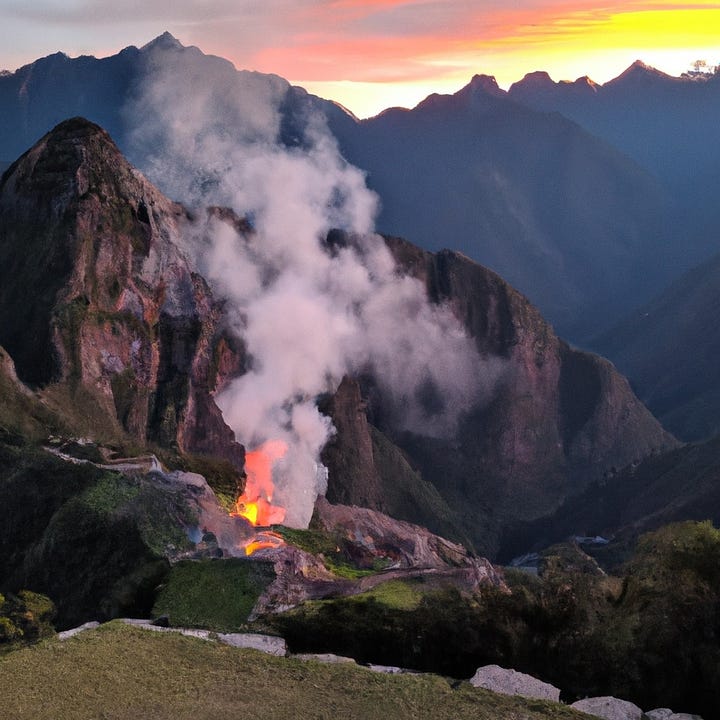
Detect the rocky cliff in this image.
<box><xmin>0</xmin><ymin>118</ymin><xmax>243</xmax><ymax>465</ymax></box>
<box><xmin>323</xmin><ymin>233</ymin><xmax>677</xmax><ymax>557</ymax></box>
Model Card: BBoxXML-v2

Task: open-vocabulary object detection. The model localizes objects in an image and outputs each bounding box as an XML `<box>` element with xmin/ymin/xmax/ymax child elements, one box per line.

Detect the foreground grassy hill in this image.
<box><xmin>0</xmin><ymin>622</ymin><xmax>588</xmax><ymax>720</ymax></box>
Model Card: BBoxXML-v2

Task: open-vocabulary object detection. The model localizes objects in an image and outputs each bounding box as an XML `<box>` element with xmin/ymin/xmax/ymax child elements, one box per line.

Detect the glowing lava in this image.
<box><xmin>233</xmin><ymin>439</ymin><xmax>288</xmax><ymax>527</ymax></box>
<box><xmin>243</xmin><ymin>530</ymin><xmax>285</xmax><ymax>556</ymax></box>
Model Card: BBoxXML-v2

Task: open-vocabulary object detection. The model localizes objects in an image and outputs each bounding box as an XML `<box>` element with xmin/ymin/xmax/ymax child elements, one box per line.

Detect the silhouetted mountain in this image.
<box><xmin>326</xmin><ymin>75</ymin><xmax>673</xmax><ymax>339</ymax></box>
<box><xmin>509</xmin><ymin>61</ymin><xmax>720</xmax><ymax>270</ymax></box>
<box><xmin>592</xmin><ymin>251</ymin><xmax>720</xmax><ymax>442</ymax></box>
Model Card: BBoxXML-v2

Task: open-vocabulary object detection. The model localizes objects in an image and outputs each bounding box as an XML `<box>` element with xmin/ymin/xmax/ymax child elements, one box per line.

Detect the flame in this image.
<box><xmin>243</xmin><ymin>530</ymin><xmax>285</xmax><ymax>556</ymax></box>
<box><xmin>233</xmin><ymin>439</ymin><xmax>288</xmax><ymax>527</ymax></box>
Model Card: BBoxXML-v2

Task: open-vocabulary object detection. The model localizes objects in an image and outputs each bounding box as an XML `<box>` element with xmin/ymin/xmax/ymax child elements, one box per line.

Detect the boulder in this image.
<box><xmin>218</xmin><ymin>632</ymin><xmax>287</xmax><ymax>656</ymax></box>
<box><xmin>292</xmin><ymin>653</ymin><xmax>356</xmax><ymax>665</ymax></box>
<box><xmin>57</xmin><ymin>621</ymin><xmax>100</xmax><ymax>640</ymax></box>
<box><xmin>570</xmin><ymin>696</ymin><xmax>643</xmax><ymax>720</ymax></box>
<box><xmin>469</xmin><ymin>664</ymin><xmax>560</xmax><ymax>702</ymax></box>
<box><xmin>646</xmin><ymin>712</ymin><xmax>704</xmax><ymax>720</ymax></box>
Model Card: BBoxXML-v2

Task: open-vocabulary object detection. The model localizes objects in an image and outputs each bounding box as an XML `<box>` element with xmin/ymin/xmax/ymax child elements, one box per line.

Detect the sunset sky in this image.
<box><xmin>1</xmin><ymin>1</ymin><xmax>718</xmax><ymax>117</ymax></box>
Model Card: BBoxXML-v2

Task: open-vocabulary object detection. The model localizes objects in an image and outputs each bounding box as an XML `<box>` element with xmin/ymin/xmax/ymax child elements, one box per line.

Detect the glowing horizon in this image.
<box><xmin>0</xmin><ymin>1</ymin><xmax>718</xmax><ymax>118</ymax></box>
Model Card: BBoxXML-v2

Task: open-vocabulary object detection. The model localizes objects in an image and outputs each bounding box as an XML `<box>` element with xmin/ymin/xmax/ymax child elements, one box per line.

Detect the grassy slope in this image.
<box><xmin>0</xmin><ymin>623</ymin><xmax>589</xmax><ymax>720</ymax></box>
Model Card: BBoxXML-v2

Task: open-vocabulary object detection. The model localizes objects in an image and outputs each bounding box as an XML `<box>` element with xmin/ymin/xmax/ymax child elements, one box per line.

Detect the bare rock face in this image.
<box><xmin>314</xmin><ymin>497</ymin><xmax>504</xmax><ymax>597</ymax></box>
<box><xmin>250</xmin><ymin>499</ymin><xmax>504</xmax><ymax>619</ymax></box>
<box><xmin>0</xmin><ymin>118</ymin><xmax>243</xmax><ymax>465</ymax></box>
<box><xmin>321</xmin><ymin>376</ymin><xmax>468</xmax><ymax>545</ymax></box>
<box><xmin>469</xmin><ymin>664</ymin><xmax>561</xmax><ymax>702</ymax></box>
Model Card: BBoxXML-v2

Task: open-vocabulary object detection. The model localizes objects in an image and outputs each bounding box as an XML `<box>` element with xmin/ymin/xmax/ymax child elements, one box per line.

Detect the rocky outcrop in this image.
<box><xmin>570</xmin><ymin>696</ymin><xmax>644</xmax><ymax>720</ymax></box>
<box><xmin>0</xmin><ymin>118</ymin><xmax>243</xmax><ymax>465</ymax></box>
<box><xmin>250</xmin><ymin>499</ymin><xmax>504</xmax><ymax>619</ymax></box>
<box><xmin>469</xmin><ymin>665</ymin><xmax>560</xmax><ymax>702</ymax></box>
<box><xmin>314</xmin><ymin>497</ymin><xmax>499</xmax><ymax>581</ymax></box>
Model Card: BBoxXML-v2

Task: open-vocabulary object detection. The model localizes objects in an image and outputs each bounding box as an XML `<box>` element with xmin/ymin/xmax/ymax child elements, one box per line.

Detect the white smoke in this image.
<box><xmin>126</xmin><ymin>43</ymin><xmax>496</xmax><ymax>527</ymax></box>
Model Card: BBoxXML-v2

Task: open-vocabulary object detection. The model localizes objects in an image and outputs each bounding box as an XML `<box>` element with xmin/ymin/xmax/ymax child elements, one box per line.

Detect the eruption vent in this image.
<box><xmin>233</xmin><ymin>439</ymin><xmax>288</xmax><ymax>526</ymax></box>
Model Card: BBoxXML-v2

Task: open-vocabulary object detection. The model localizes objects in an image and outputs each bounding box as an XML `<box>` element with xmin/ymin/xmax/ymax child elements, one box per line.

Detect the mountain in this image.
<box><xmin>325</xmin><ymin>75</ymin><xmax>672</xmax><ymax>339</ymax></box>
<box><xmin>0</xmin><ymin>36</ymin><xmax>680</xmax><ymax>341</ymax></box>
<box><xmin>0</xmin><ymin>118</ymin><xmax>675</xmax><ymax>563</ymax></box>
<box><xmin>509</xmin><ymin>62</ymin><xmax>720</xmax><ymax>270</ymax></box>
<box><xmin>509</xmin><ymin>60</ymin><xmax>720</xmax><ymax>190</ymax></box>
<box><xmin>321</xmin><ymin>232</ymin><xmax>676</xmax><ymax>556</ymax></box>
<box><xmin>591</xmin><ymin>251</ymin><xmax>720</xmax><ymax>442</ymax></box>
<box><xmin>0</xmin><ymin>117</ymin><xmax>244</xmax><ymax>464</ymax></box>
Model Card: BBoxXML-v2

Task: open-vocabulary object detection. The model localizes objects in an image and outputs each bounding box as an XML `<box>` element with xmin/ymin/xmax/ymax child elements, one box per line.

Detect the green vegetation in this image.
<box><xmin>0</xmin><ymin>591</ymin><xmax>56</xmax><ymax>651</ymax></box>
<box><xmin>152</xmin><ymin>559</ymin><xmax>275</xmax><ymax>632</ymax></box>
<box><xmin>0</xmin><ymin>622</ymin><xmax>588</xmax><ymax>720</ymax></box>
<box><xmin>175</xmin><ymin>453</ymin><xmax>242</xmax><ymax>511</ymax></box>
<box><xmin>0</xmin><ymin>437</ymin><xmax>200</xmax><ymax>628</ymax></box>
<box><xmin>274</xmin><ymin>525</ymin><xmax>390</xmax><ymax>579</ymax></box>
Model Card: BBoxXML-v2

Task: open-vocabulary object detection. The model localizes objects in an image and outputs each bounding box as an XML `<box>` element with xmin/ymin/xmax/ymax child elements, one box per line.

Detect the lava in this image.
<box><xmin>243</xmin><ymin>530</ymin><xmax>285</xmax><ymax>556</ymax></box>
<box><xmin>233</xmin><ymin>439</ymin><xmax>288</xmax><ymax>527</ymax></box>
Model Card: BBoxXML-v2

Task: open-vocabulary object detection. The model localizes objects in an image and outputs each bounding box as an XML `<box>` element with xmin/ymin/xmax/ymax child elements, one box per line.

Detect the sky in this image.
<box><xmin>1</xmin><ymin>1</ymin><xmax>719</xmax><ymax>118</ymax></box>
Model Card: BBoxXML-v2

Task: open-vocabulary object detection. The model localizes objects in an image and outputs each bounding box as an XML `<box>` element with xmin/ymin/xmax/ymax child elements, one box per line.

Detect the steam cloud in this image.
<box><xmin>126</xmin><ymin>44</ymin><xmax>496</xmax><ymax>526</ymax></box>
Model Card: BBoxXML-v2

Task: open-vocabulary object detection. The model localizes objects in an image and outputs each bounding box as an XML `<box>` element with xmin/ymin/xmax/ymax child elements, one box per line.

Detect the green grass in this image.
<box><xmin>348</xmin><ymin>579</ymin><xmax>425</xmax><ymax>610</ymax></box>
<box><xmin>0</xmin><ymin>622</ymin><xmax>590</xmax><ymax>720</ymax></box>
<box><xmin>274</xmin><ymin>526</ymin><xmax>388</xmax><ymax>579</ymax></box>
<box><xmin>152</xmin><ymin>559</ymin><xmax>276</xmax><ymax>632</ymax></box>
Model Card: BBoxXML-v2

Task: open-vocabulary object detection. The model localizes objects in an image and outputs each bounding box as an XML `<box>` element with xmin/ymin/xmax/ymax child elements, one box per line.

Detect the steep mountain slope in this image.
<box><xmin>592</xmin><ymin>251</ymin><xmax>720</xmax><ymax>442</ymax></box>
<box><xmin>322</xmin><ymin>232</ymin><xmax>677</xmax><ymax>556</ymax></box>
<box><xmin>509</xmin><ymin>62</ymin><xmax>720</xmax><ymax>191</ymax></box>
<box><xmin>326</xmin><ymin>76</ymin><xmax>672</xmax><ymax>339</ymax></box>
<box><xmin>0</xmin><ymin>117</ymin><xmax>243</xmax><ymax>464</ymax></box>
<box><xmin>502</xmin><ymin>433</ymin><xmax>720</xmax><ymax>564</ymax></box>
<box><xmin>509</xmin><ymin>62</ymin><xmax>720</xmax><ymax>269</ymax></box>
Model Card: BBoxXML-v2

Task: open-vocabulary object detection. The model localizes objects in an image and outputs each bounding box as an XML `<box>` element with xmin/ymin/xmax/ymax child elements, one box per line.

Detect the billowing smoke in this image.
<box><xmin>125</xmin><ymin>44</ymin><xmax>497</xmax><ymax>526</ymax></box>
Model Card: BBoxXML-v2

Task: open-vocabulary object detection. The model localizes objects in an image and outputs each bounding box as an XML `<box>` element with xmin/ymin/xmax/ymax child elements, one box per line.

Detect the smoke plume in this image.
<box><xmin>126</xmin><ymin>43</ymin><xmax>496</xmax><ymax>526</ymax></box>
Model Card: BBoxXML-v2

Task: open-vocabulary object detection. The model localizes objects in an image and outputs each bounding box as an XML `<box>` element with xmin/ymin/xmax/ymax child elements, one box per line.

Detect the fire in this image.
<box><xmin>233</xmin><ymin>439</ymin><xmax>287</xmax><ymax>527</ymax></box>
<box><xmin>243</xmin><ymin>531</ymin><xmax>285</xmax><ymax>556</ymax></box>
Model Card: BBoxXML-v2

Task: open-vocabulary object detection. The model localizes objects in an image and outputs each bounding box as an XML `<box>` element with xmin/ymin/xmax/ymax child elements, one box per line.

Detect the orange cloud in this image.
<box><xmin>245</xmin><ymin>2</ymin><xmax>719</xmax><ymax>84</ymax></box>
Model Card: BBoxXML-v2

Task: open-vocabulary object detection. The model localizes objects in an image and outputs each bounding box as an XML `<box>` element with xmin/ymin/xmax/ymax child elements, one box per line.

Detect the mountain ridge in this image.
<box><xmin>0</xmin><ymin>34</ymin><xmax>697</xmax><ymax>340</ymax></box>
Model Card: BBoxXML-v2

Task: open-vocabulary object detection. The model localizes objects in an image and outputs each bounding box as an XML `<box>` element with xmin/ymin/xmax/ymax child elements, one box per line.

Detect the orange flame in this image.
<box><xmin>243</xmin><ymin>531</ymin><xmax>285</xmax><ymax>556</ymax></box>
<box><xmin>233</xmin><ymin>439</ymin><xmax>288</xmax><ymax>527</ymax></box>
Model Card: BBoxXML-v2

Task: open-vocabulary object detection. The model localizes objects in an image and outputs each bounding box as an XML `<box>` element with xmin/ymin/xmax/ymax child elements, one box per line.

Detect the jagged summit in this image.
<box><xmin>141</xmin><ymin>31</ymin><xmax>184</xmax><ymax>52</ymax></box>
<box><xmin>461</xmin><ymin>73</ymin><xmax>506</xmax><ymax>98</ymax></box>
<box><xmin>514</xmin><ymin>70</ymin><xmax>554</xmax><ymax>89</ymax></box>
<box><xmin>511</xmin><ymin>70</ymin><xmax>599</xmax><ymax>95</ymax></box>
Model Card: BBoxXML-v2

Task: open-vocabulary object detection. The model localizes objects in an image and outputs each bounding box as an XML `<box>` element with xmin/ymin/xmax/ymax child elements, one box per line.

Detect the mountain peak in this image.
<box><xmin>517</xmin><ymin>71</ymin><xmax>554</xmax><ymax>88</ymax></box>
<box><xmin>466</xmin><ymin>73</ymin><xmax>504</xmax><ymax>96</ymax></box>
<box><xmin>606</xmin><ymin>60</ymin><xmax>672</xmax><ymax>86</ymax></box>
<box><xmin>141</xmin><ymin>31</ymin><xmax>183</xmax><ymax>52</ymax></box>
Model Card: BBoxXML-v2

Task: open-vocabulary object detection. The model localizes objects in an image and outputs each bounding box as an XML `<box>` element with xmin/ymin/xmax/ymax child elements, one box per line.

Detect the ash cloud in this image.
<box><xmin>125</xmin><ymin>44</ymin><xmax>498</xmax><ymax>527</ymax></box>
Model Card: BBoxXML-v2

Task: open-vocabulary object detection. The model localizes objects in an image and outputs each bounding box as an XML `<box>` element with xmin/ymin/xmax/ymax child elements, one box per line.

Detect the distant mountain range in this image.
<box><xmin>3</xmin><ymin>34</ymin><xmax>719</xmax><ymax>343</ymax></box>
